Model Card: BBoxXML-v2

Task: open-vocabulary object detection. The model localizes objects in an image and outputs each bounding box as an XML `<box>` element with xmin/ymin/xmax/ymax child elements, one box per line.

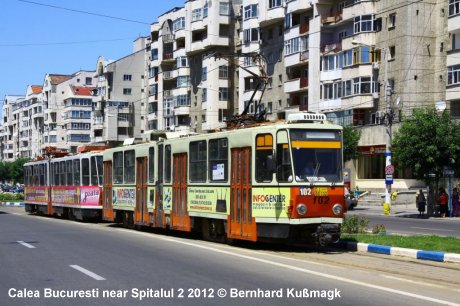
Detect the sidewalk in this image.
<box><xmin>349</xmin><ymin>203</ymin><xmax>460</xmax><ymax>220</ymax></box>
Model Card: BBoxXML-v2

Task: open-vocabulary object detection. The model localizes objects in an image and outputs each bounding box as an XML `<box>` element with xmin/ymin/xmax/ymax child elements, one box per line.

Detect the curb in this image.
<box><xmin>0</xmin><ymin>202</ymin><xmax>24</xmax><ymax>207</ymax></box>
<box><xmin>339</xmin><ymin>241</ymin><xmax>460</xmax><ymax>264</ymax></box>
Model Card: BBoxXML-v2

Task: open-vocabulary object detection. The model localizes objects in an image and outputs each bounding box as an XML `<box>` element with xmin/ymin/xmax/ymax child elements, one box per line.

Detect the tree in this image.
<box><xmin>343</xmin><ymin>125</ymin><xmax>361</xmax><ymax>162</ymax></box>
<box><xmin>392</xmin><ymin>107</ymin><xmax>460</xmax><ymax>184</ymax></box>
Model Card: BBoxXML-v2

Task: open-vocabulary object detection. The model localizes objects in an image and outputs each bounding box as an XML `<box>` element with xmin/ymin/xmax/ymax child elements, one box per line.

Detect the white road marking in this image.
<box><xmin>17</xmin><ymin>241</ymin><xmax>36</xmax><ymax>249</ymax></box>
<box><xmin>132</xmin><ymin>232</ymin><xmax>459</xmax><ymax>306</ymax></box>
<box><xmin>70</xmin><ymin>265</ymin><xmax>105</xmax><ymax>281</ymax></box>
<box><xmin>410</xmin><ymin>227</ymin><xmax>454</xmax><ymax>232</ymax></box>
<box><xmin>381</xmin><ymin>275</ymin><xmax>460</xmax><ymax>292</ymax></box>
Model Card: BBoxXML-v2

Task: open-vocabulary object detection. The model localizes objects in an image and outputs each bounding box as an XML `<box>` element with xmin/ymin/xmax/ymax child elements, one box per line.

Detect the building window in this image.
<box><xmin>123</xmin><ymin>74</ymin><xmax>132</xmax><ymax>81</ymax></box>
<box><xmin>190</xmin><ymin>141</ymin><xmax>207</xmax><ymax>182</ymax></box>
<box><xmin>243</xmin><ymin>28</ymin><xmax>259</xmax><ymax>43</ymax></box>
<box><xmin>269</xmin><ymin>0</ymin><xmax>282</xmax><ymax>9</ymax></box>
<box><xmin>85</xmin><ymin>77</ymin><xmax>92</xmax><ymax>85</ymax></box>
<box><xmin>448</xmin><ymin>65</ymin><xmax>460</xmax><ymax>85</ymax></box>
<box><xmin>177</xmin><ymin>76</ymin><xmax>190</xmax><ymax>87</ymax></box>
<box><xmin>267</xmin><ymin>102</ymin><xmax>273</xmax><ymax>114</ymax></box>
<box><xmin>173</xmin><ymin>17</ymin><xmax>185</xmax><ymax>31</ymax></box>
<box><xmin>352</xmin><ymin>77</ymin><xmax>374</xmax><ymax>95</ymax></box>
<box><xmin>449</xmin><ymin>0</ymin><xmax>460</xmax><ymax>16</ymax></box>
<box><xmin>219</xmin><ymin>2</ymin><xmax>230</xmax><ymax>16</ymax></box>
<box><xmin>219</xmin><ymin>87</ymin><xmax>228</xmax><ymax>101</ymax></box>
<box><xmin>284</xmin><ymin>37</ymin><xmax>300</xmax><ymax>55</ymax></box>
<box><xmin>123</xmin><ymin>88</ymin><xmax>132</xmax><ymax>95</ymax></box>
<box><xmin>322</xmin><ymin>55</ymin><xmax>336</xmax><ymax>71</ymax></box>
<box><xmin>219</xmin><ymin>66</ymin><xmax>228</xmax><ymax>79</ymax></box>
<box><xmin>203</xmin><ymin>2</ymin><xmax>208</xmax><ymax>18</ymax></box>
<box><xmin>389</xmin><ymin>46</ymin><xmax>396</xmax><ymax>60</ymax></box>
<box><xmin>202</xmin><ymin>67</ymin><xmax>207</xmax><ymax>81</ymax></box>
<box><xmin>192</xmin><ymin>8</ymin><xmax>202</xmax><ymax>21</ymax></box>
<box><xmin>151</xmin><ymin>49</ymin><xmax>158</xmax><ymax>60</ymax></box>
<box><xmin>176</xmin><ymin>56</ymin><xmax>188</xmax><ymax>68</ymax></box>
<box><xmin>354</xmin><ymin>15</ymin><xmax>373</xmax><ymax>34</ymax></box>
<box><xmin>244</xmin><ymin>4</ymin><xmax>258</xmax><ymax>20</ymax></box>
<box><xmin>202</xmin><ymin>88</ymin><xmax>207</xmax><ymax>102</ymax></box>
<box><xmin>388</xmin><ymin>13</ymin><xmax>396</xmax><ymax>29</ymax></box>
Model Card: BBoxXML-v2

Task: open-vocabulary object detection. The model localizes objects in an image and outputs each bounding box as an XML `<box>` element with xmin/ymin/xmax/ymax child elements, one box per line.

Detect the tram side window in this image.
<box><xmin>60</xmin><ymin>161</ymin><xmax>66</xmax><ymax>186</ymax></box>
<box><xmin>66</xmin><ymin>160</ymin><xmax>73</xmax><ymax>186</ymax></box>
<box><xmin>82</xmin><ymin>158</ymin><xmax>90</xmax><ymax>185</ymax></box>
<box><xmin>113</xmin><ymin>152</ymin><xmax>123</xmax><ymax>184</ymax></box>
<box><xmin>73</xmin><ymin>159</ymin><xmax>80</xmax><ymax>186</ymax></box>
<box><xmin>124</xmin><ymin>150</ymin><xmax>135</xmax><ymax>184</ymax></box>
<box><xmin>164</xmin><ymin>145</ymin><xmax>172</xmax><ymax>183</ymax></box>
<box><xmin>276</xmin><ymin>130</ymin><xmax>293</xmax><ymax>182</ymax></box>
<box><xmin>38</xmin><ymin>165</ymin><xmax>43</xmax><ymax>186</ymax></box>
<box><xmin>255</xmin><ymin>134</ymin><xmax>274</xmax><ymax>182</ymax></box>
<box><xmin>90</xmin><ymin>156</ymin><xmax>100</xmax><ymax>186</ymax></box>
<box><xmin>148</xmin><ymin>147</ymin><xmax>155</xmax><ymax>183</ymax></box>
<box><xmin>190</xmin><ymin>140</ymin><xmax>207</xmax><ymax>182</ymax></box>
<box><xmin>209</xmin><ymin>138</ymin><xmax>228</xmax><ymax>182</ymax></box>
<box><xmin>52</xmin><ymin>163</ymin><xmax>59</xmax><ymax>186</ymax></box>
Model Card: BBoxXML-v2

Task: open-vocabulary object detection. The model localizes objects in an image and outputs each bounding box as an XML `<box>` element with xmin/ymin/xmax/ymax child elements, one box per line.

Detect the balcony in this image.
<box><xmin>162</xmin><ymin>53</ymin><xmax>174</xmax><ymax>62</ymax></box>
<box><xmin>321</xmin><ymin>12</ymin><xmax>343</xmax><ymax>25</ymax></box>
<box><xmin>321</xmin><ymin>41</ymin><xmax>342</xmax><ymax>53</ymax></box>
<box><xmin>299</xmin><ymin>22</ymin><xmax>309</xmax><ymax>35</ymax></box>
<box><xmin>162</xmin><ymin>34</ymin><xmax>174</xmax><ymax>44</ymax></box>
<box><xmin>285</xmin><ymin>50</ymin><xmax>309</xmax><ymax>67</ymax></box>
<box><xmin>259</xmin><ymin>6</ymin><xmax>285</xmax><ymax>27</ymax></box>
<box><xmin>343</xmin><ymin>1</ymin><xmax>375</xmax><ymax>22</ymax></box>
<box><xmin>284</xmin><ymin>77</ymin><xmax>308</xmax><ymax>93</ymax></box>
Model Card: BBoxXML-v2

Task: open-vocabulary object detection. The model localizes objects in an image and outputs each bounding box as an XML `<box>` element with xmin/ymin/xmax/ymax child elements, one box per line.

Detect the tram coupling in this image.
<box><xmin>313</xmin><ymin>224</ymin><xmax>340</xmax><ymax>246</ymax></box>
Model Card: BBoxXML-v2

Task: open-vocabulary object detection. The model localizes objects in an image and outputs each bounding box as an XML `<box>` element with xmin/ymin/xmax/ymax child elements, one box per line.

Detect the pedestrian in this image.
<box><xmin>354</xmin><ymin>186</ymin><xmax>360</xmax><ymax>199</ymax></box>
<box><xmin>416</xmin><ymin>189</ymin><xmax>426</xmax><ymax>217</ymax></box>
<box><xmin>438</xmin><ymin>188</ymin><xmax>448</xmax><ymax>218</ymax></box>
<box><xmin>453</xmin><ymin>187</ymin><xmax>460</xmax><ymax>217</ymax></box>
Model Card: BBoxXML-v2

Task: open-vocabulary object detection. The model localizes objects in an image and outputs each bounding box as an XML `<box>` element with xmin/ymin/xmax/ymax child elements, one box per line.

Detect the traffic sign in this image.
<box><xmin>385</xmin><ymin>165</ymin><xmax>395</xmax><ymax>175</ymax></box>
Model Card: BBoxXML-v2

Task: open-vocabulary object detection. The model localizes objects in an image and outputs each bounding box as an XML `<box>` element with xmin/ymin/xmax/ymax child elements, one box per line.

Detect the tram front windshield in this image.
<box><xmin>290</xmin><ymin>129</ymin><xmax>342</xmax><ymax>183</ymax></box>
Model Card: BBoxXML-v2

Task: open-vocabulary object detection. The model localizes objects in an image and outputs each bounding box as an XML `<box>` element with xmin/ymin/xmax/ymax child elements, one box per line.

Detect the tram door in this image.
<box><xmin>171</xmin><ymin>153</ymin><xmax>190</xmax><ymax>231</ymax></box>
<box><xmin>102</xmin><ymin>161</ymin><xmax>114</xmax><ymax>221</ymax></box>
<box><xmin>228</xmin><ymin>147</ymin><xmax>257</xmax><ymax>241</ymax></box>
<box><xmin>155</xmin><ymin>144</ymin><xmax>164</xmax><ymax>228</ymax></box>
<box><xmin>135</xmin><ymin>157</ymin><xmax>149</xmax><ymax>225</ymax></box>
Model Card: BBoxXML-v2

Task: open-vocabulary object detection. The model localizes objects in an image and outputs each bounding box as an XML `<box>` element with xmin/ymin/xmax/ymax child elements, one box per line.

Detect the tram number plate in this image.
<box><xmin>314</xmin><ymin>187</ymin><xmax>328</xmax><ymax>197</ymax></box>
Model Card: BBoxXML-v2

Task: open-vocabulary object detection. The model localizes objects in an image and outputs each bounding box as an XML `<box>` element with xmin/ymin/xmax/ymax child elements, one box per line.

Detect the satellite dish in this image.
<box><xmin>435</xmin><ymin>101</ymin><xmax>446</xmax><ymax>112</ymax></box>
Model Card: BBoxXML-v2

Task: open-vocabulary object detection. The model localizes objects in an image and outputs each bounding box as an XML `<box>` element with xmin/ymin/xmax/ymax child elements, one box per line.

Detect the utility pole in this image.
<box><xmin>383</xmin><ymin>47</ymin><xmax>394</xmax><ymax>212</ymax></box>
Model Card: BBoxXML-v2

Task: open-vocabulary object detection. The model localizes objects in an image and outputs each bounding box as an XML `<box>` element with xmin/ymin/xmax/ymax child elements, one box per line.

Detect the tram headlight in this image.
<box><xmin>332</xmin><ymin>204</ymin><xmax>343</xmax><ymax>215</ymax></box>
<box><xmin>296</xmin><ymin>203</ymin><xmax>307</xmax><ymax>216</ymax></box>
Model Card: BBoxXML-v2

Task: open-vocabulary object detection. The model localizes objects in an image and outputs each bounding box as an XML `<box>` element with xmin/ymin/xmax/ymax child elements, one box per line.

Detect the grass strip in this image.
<box><xmin>341</xmin><ymin>234</ymin><xmax>460</xmax><ymax>253</ymax></box>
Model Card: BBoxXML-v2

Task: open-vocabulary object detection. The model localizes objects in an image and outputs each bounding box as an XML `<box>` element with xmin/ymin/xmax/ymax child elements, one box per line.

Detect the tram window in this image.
<box><xmin>255</xmin><ymin>134</ymin><xmax>274</xmax><ymax>182</ymax></box>
<box><xmin>113</xmin><ymin>152</ymin><xmax>124</xmax><ymax>184</ymax></box>
<box><xmin>82</xmin><ymin>158</ymin><xmax>90</xmax><ymax>186</ymax></box>
<box><xmin>148</xmin><ymin>147</ymin><xmax>155</xmax><ymax>183</ymax></box>
<box><xmin>276</xmin><ymin>130</ymin><xmax>293</xmax><ymax>182</ymax></box>
<box><xmin>190</xmin><ymin>140</ymin><xmax>207</xmax><ymax>182</ymax></box>
<box><xmin>124</xmin><ymin>150</ymin><xmax>135</xmax><ymax>184</ymax></box>
<box><xmin>96</xmin><ymin>156</ymin><xmax>103</xmax><ymax>186</ymax></box>
<box><xmin>164</xmin><ymin>145</ymin><xmax>172</xmax><ymax>183</ymax></box>
<box><xmin>52</xmin><ymin>163</ymin><xmax>59</xmax><ymax>186</ymax></box>
<box><xmin>209</xmin><ymin>138</ymin><xmax>228</xmax><ymax>182</ymax></box>
<box><xmin>60</xmin><ymin>161</ymin><xmax>66</xmax><ymax>186</ymax></box>
<box><xmin>66</xmin><ymin>160</ymin><xmax>73</xmax><ymax>186</ymax></box>
<box><xmin>90</xmin><ymin>156</ymin><xmax>99</xmax><ymax>186</ymax></box>
<box><xmin>39</xmin><ymin>165</ymin><xmax>44</xmax><ymax>186</ymax></box>
<box><xmin>73</xmin><ymin>159</ymin><xmax>80</xmax><ymax>186</ymax></box>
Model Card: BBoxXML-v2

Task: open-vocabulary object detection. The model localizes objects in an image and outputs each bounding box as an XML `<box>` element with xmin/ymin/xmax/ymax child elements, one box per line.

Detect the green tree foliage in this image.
<box><xmin>392</xmin><ymin>107</ymin><xmax>460</xmax><ymax>184</ymax></box>
<box><xmin>343</xmin><ymin>125</ymin><xmax>361</xmax><ymax>162</ymax></box>
<box><xmin>0</xmin><ymin>158</ymin><xmax>29</xmax><ymax>183</ymax></box>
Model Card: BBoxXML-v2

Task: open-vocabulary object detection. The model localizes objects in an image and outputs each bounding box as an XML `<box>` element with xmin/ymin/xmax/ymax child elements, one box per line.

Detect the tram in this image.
<box><xmin>24</xmin><ymin>150</ymin><xmax>104</xmax><ymax>220</ymax></box>
<box><xmin>102</xmin><ymin>113</ymin><xmax>345</xmax><ymax>245</ymax></box>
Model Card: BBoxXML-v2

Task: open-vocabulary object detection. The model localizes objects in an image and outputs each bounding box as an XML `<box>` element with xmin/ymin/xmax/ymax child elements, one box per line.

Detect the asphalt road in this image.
<box><xmin>1</xmin><ymin>206</ymin><xmax>460</xmax><ymax>306</ymax></box>
<box><xmin>348</xmin><ymin>206</ymin><xmax>460</xmax><ymax>237</ymax></box>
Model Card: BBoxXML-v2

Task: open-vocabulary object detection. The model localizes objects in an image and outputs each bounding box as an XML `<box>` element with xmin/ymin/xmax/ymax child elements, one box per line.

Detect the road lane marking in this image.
<box><xmin>133</xmin><ymin>232</ymin><xmax>459</xmax><ymax>306</ymax></box>
<box><xmin>381</xmin><ymin>275</ymin><xmax>460</xmax><ymax>292</ymax></box>
<box><xmin>70</xmin><ymin>265</ymin><xmax>105</xmax><ymax>281</ymax></box>
<box><xmin>411</xmin><ymin>227</ymin><xmax>455</xmax><ymax>232</ymax></box>
<box><xmin>17</xmin><ymin>241</ymin><xmax>36</xmax><ymax>249</ymax></box>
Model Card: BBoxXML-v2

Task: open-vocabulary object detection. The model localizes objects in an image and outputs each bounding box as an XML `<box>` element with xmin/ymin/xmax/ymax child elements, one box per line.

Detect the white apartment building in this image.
<box><xmin>42</xmin><ymin>71</ymin><xmax>97</xmax><ymax>154</ymax></box>
<box><xmin>1</xmin><ymin>95</ymin><xmax>24</xmax><ymax>161</ymax></box>
<box><xmin>93</xmin><ymin>38</ymin><xmax>148</xmax><ymax>146</ymax></box>
<box><xmin>447</xmin><ymin>0</ymin><xmax>460</xmax><ymax>113</ymax></box>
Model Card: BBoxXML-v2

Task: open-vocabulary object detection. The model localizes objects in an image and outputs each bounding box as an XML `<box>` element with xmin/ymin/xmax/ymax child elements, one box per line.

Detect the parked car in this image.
<box><xmin>11</xmin><ymin>185</ymin><xmax>24</xmax><ymax>193</ymax></box>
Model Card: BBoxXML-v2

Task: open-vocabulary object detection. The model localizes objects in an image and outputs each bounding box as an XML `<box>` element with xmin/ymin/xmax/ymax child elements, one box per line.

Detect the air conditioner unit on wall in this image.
<box><xmin>372</xmin><ymin>62</ymin><xmax>380</xmax><ymax>69</ymax></box>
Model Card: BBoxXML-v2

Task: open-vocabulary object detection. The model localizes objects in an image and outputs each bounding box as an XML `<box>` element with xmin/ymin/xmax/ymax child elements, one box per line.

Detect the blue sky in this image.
<box><xmin>0</xmin><ymin>0</ymin><xmax>184</xmax><ymax>104</ymax></box>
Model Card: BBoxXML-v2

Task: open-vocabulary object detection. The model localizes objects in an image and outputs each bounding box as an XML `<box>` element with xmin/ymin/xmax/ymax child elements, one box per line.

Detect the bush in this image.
<box><xmin>0</xmin><ymin>192</ymin><xmax>24</xmax><ymax>201</ymax></box>
<box><xmin>342</xmin><ymin>215</ymin><xmax>369</xmax><ymax>234</ymax></box>
<box><xmin>372</xmin><ymin>224</ymin><xmax>387</xmax><ymax>235</ymax></box>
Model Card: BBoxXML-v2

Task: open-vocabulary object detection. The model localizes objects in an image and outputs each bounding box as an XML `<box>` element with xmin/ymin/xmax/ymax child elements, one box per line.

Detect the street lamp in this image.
<box><xmin>352</xmin><ymin>40</ymin><xmax>393</xmax><ymax>211</ymax></box>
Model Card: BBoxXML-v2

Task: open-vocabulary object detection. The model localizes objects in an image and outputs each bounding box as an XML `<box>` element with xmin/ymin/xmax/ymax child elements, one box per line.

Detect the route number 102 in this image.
<box><xmin>299</xmin><ymin>187</ymin><xmax>312</xmax><ymax>196</ymax></box>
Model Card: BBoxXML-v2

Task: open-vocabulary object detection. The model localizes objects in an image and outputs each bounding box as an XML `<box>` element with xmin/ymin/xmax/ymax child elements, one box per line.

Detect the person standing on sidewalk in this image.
<box><xmin>438</xmin><ymin>188</ymin><xmax>448</xmax><ymax>218</ymax></box>
<box><xmin>416</xmin><ymin>189</ymin><xmax>426</xmax><ymax>217</ymax></box>
<box><xmin>453</xmin><ymin>187</ymin><xmax>460</xmax><ymax>217</ymax></box>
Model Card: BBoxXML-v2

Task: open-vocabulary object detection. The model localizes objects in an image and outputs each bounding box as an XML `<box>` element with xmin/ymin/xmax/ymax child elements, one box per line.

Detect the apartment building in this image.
<box><xmin>1</xmin><ymin>95</ymin><xmax>24</xmax><ymax>161</ymax></box>
<box><xmin>42</xmin><ymin>71</ymin><xmax>97</xmax><ymax>154</ymax></box>
<box><xmin>147</xmin><ymin>0</ymin><xmax>241</xmax><ymax>133</ymax></box>
<box><xmin>447</xmin><ymin>0</ymin><xmax>460</xmax><ymax>113</ymax></box>
<box><xmin>94</xmin><ymin>38</ymin><xmax>148</xmax><ymax>146</ymax></box>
